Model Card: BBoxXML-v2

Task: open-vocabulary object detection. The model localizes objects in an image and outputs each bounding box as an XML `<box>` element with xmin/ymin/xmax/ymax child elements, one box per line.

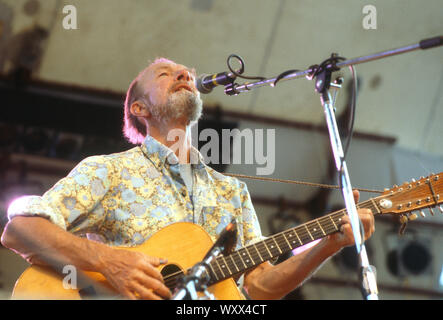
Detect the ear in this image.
<box><xmin>130</xmin><ymin>100</ymin><xmax>151</xmax><ymax>118</ymax></box>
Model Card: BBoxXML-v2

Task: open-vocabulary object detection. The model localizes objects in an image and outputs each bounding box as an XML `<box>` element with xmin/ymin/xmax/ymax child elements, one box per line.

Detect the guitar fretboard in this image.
<box><xmin>206</xmin><ymin>197</ymin><xmax>382</xmax><ymax>284</ymax></box>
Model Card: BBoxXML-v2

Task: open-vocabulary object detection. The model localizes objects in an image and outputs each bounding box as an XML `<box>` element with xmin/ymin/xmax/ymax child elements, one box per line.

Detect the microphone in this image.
<box><xmin>195</xmin><ymin>72</ymin><xmax>236</xmax><ymax>94</ymax></box>
<box><xmin>203</xmin><ymin>219</ymin><xmax>238</xmax><ymax>260</ymax></box>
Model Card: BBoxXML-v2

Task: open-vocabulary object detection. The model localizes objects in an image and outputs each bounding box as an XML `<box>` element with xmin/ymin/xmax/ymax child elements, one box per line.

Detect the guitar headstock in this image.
<box><xmin>376</xmin><ymin>173</ymin><xmax>443</xmax><ymax>233</ymax></box>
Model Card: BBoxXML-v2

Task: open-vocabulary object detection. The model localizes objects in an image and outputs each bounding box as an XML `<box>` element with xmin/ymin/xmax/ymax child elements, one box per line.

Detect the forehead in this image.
<box><xmin>147</xmin><ymin>62</ymin><xmax>196</xmax><ymax>78</ymax></box>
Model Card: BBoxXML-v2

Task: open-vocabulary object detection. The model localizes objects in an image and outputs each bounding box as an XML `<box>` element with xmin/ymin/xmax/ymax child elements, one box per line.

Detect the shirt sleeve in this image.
<box><xmin>7</xmin><ymin>155</ymin><xmax>113</xmax><ymax>235</ymax></box>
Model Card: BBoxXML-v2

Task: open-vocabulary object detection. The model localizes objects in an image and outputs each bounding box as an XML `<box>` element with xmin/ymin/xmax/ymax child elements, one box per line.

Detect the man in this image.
<box><xmin>1</xmin><ymin>58</ymin><xmax>375</xmax><ymax>300</ymax></box>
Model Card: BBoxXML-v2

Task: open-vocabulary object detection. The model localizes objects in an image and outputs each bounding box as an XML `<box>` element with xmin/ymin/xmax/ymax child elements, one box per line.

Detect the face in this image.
<box><xmin>139</xmin><ymin>61</ymin><xmax>203</xmax><ymax>125</ymax></box>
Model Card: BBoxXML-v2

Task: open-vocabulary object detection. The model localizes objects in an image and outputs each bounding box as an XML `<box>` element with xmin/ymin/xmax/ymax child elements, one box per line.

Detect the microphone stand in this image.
<box><xmin>172</xmin><ymin>248</ymin><xmax>219</xmax><ymax>300</ymax></box>
<box><xmin>220</xmin><ymin>36</ymin><xmax>442</xmax><ymax>300</ymax></box>
<box><xmin>172</xmin><ymin>219</ymin><xmax>238</xmax><ymax>300</ymax></box>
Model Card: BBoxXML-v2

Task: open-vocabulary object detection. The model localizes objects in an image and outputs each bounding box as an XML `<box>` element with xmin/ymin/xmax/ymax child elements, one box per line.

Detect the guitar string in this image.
<box><xmin>162</xmin><ymin>210</ymin><xmax>347</xmax><ymax>287</ymax></box>
<box><xmin>218</xmin><ymin>200</ymin><xmax>379</xmax><ymax>280</ymax></box>
<box><xmin>163</xmin><ymin>202</ymin><xmax>377</xmax><ymax>287</ymax></box>
<box><xmin>162</xmin><ymin>213</ymin><xmax>344</xmax><ymax>288</ymax></box>
<box><xmin>224</xmin><ymin>200</ymin><xmax>377</xmax><ymax>271</ymax></box>
<box><xmin>163</xmin><ymin>200</ymin><xmax>381</xmax><ymax>287</ymax></box>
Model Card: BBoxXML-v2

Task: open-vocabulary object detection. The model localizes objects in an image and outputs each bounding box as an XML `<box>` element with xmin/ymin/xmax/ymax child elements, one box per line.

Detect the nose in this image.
<box><xmin>175</xmin><ymin>69</ymin><xmax>191</xmax><ymax>82</ymax></box>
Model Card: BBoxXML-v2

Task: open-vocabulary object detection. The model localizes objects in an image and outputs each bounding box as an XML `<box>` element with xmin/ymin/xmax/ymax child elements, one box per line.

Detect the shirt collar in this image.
<box><xmin>140</xmin><ymin>135</ymin><xmax>206</xmax><ymax>171</ymax></box>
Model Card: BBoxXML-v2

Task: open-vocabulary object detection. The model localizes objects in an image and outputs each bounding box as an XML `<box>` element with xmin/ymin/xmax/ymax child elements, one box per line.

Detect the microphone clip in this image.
<box><xmin>224</xmin><ymin>82</ymin><xmax>240</xmax><ymax>96</ymax></box>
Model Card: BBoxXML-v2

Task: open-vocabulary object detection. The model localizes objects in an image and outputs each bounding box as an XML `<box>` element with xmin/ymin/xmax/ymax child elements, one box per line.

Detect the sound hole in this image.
<box><xmin>161</xmin><ymin>264</ymin><xmax>184</xmax><ymax>291</ymax></box>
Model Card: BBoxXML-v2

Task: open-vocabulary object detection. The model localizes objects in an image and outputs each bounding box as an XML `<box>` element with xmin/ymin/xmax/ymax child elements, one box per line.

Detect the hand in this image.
<box><xmin>327</xmin><ymin>190</ymin><xmax>375</xmax><ymax>251</ymax></box>
<box><xmin>99</xmin><ymin>249</ymin><xmax>172</xmax><ymax>300</ymax></box>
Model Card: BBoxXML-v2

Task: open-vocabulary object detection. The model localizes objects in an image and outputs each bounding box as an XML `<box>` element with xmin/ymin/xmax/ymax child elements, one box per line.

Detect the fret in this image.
<box><xmin>328</xmin><ymin>214</ymin><xmax>338</xmax><ymax>230</ymax></box>
<box><xmin>255</xmin><ymin>241</ymin><xmax>272</xmax><ymax>261</ymax></box>
<box><xmin>220</xmin><ymin>256</ymin><xmax>232</xmax><ymax>275</ymax></box>
<box><xmin>275</xmin><ymin>233</ymin><xmax>291</xmax><ymax>251</ymax></box>
<box><xmin>304</xmin><ymin>224</ymin><xmax>314</xmax><ymax>241</ymax></box>
<box><xmin>370</xmin><ymin>198</ymin><xmax>381</xmax><ymax>214</ymax></box>
<box><xmin>235</xmin><ymin>250</ymin><xmax>248</xmax><ymax>269</ymax></box>
<box><xmin>229</xmin><ymin>254</ymin><xmax>240</xmax><ymax>273</ymax></box>
<box><xmin>316</xmin><ymin>219</ymin><xmax>326</xmax><ymax>236</ymax></box>
<box><xmin>307</xmin><ymin>222</ymin><xmax>320</xmax><ymax>238</ymax></box>
<box><xmin>285</xmin><ymin>230</ymin><xmax>298</xmax><ymax>247</ymax></box>
<box><xmin>253</xmin><ymin>243</ymin><xmax>264</xmax><ymax>262</ymax></box>
<box><xmin>208</xmin><ymin>263</ymin><xmax>219</xmax><ymax>281</ymax></box>
<box><xmin>240</xmin><ymin>247</ymin><xmax>255</xmax><ymax>266</ymax></box>
<box><xmin>271</xmin><ymin>237</ymin><xmax>283</xmax><ymax>254</ymax></box>
<box><xmin>294</xmin><ymin>229</ymin><xmax>303</xmax><ymax>245</ymax></box>
<box><xmin>264</xmin><ymin>238</ymin><xmax>279</xmax><ymax>256</ymax></box>
<box><xmin>282</xmin><ymin>232</ymin><xmax>292</xmax><ymax>248</ymax></box>
<box><xmin>214</xmin><ymin>257</ymin><xmax>226</xmax><ymax>278</ymax></box>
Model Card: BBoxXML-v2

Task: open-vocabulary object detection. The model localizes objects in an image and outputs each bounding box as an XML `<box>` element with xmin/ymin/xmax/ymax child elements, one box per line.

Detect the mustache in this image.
<box><xmin>169</xmin><ymin>82</ymin><xmax>195</xmax><ymax>94</ymax></box>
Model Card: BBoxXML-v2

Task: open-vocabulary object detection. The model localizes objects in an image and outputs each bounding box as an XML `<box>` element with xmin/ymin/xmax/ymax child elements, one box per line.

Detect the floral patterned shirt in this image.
<box><xmin>8</xmin><ymin>136</ymin><xmax>263</xmax><ymax>250</ymax></box>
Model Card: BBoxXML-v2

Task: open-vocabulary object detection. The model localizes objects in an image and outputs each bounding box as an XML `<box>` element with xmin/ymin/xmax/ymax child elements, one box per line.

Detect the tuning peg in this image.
<box><xmin>409</xmin><ymin>213</ymin><xmax>418</xmax><ymax>221</ymax></box>
<box><xmin>398</xmin><ymin>223</ymin><xmax>407</xmax><ymax>236</ymax></box>
<box><xmin>419</xmin><ymin>210</ymin><xmax>426</xmax><ymax>218</ymax></box>
<box><xmin>429</xmin><ymin>208</ymin><xmax>435</xmax><ymax>216</ymax></box>
<box><xmin>399</xmin><ymin>215</ymin><xmax>408</xmax><ymax>224</ymax></box>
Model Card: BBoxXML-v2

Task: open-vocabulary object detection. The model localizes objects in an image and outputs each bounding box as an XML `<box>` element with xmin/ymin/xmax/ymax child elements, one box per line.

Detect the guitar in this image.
<box><xmin>11</xmin><ymin>173</ymin><xmax>443</xmax><ymax>300</ymax></box>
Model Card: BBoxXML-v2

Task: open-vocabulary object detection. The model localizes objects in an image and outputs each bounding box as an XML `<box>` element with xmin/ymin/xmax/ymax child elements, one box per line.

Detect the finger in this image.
<box><xmin>135</xmin><ymin>273</ymin><xmax>172</xmax><ymax>299</ymax></box>
<box><xmin>353</xmin><ymin>189</ymin><xmax>360</xmax><ymax>204</ymax></box>
<box><xmin>130</xmin><ymin>282</ymin><xmax>163</xmax><ymax>300</ymax></box>
<box><xmin>122</xmin><ymin>288</ymin><xmax>137</xmax><ymax>300</ymax></box>
<box><xmin>145</xmin><ymin>255</ymin><xmax>168</xmax><ymax>267</ymax></box>
<box><xmin>141</xmin><ymin>261</ymin><xmax>165</xmax><ymax>283</ymax></box>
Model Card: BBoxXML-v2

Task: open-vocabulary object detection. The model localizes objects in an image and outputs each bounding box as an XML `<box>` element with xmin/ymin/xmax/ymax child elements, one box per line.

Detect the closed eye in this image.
<box><xmin>158</xmin><ymin>72</ymin><xmax>168</xmax><ymax>77</ymax></box>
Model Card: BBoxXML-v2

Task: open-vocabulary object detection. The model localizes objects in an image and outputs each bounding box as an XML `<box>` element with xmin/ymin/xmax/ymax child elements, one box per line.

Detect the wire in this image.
<box><xmin>343</xmin><ymin>65</ymin><xmax>357</xmax><ymax>160</ymax></box>
<box><xmin>337</xmin><ymin>63</ymin><xmax>365</xmax><ymax>254</ymax></box>
<box><xmin>226</xmin><ymin>54</ymin><xmax>266</xmax><ymax>81</ymax></box>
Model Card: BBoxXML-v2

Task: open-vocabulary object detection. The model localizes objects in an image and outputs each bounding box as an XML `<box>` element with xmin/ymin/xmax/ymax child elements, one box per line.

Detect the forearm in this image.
<box><xmin>1</xmin><ymin>216</ymin><xmax>111</xmax><ymax>274</ymax></box>
<box><xmin>245</xmin><ymin>238</ymin><xmax>341</xmax><ymax>300</ymax></box>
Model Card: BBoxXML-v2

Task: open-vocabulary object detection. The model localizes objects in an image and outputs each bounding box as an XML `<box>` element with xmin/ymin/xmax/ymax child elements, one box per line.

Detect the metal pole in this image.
<box><xmin>232</xmin><ymin>37</ymin><xmax>441</xmax><ymax>93</ymax></box>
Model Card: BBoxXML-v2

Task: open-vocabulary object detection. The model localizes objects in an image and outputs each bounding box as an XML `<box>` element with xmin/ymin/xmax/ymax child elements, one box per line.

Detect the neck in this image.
<box><xmin>149</xmin><ymin>120</ymin><xmax>192</xmax><ymax>164</ymax></box>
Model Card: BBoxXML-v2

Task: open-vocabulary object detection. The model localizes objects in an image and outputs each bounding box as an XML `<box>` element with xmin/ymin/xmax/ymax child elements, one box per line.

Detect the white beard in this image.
<box><xmin>149</xmin><ymin>90</ymin><xmax>203</xmax><ymax>125</ymax></box>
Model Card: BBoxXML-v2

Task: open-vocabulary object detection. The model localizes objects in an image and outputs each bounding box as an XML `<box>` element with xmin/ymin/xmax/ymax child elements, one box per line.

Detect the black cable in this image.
<box><xmin>226</xmin><ymin>54</ymin><xmax>266</xmax><ymax>81</ymax></box>
<box><xmin>337</xmin><ymin>64</ymin><xmax>365</xmax><ymax>254</ymax></box>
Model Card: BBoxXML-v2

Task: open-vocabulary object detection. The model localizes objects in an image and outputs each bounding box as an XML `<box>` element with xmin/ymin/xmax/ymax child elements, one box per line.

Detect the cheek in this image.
<box><xmin>150</xmin><ymin>86</ymin><xmax>170</xmax><ymax>106</ymax></box>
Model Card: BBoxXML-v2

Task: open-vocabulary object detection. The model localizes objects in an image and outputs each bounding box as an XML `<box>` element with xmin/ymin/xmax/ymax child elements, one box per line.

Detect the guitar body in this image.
<box><xmin>11</xmin><ymin>222</ymin><xmax>244</xmax><ymax>300</ymax></box>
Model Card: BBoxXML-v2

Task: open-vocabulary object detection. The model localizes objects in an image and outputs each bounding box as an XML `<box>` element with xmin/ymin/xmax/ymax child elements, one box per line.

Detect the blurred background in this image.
<box><xmin>0</xmin><ymin>0</ymin><xmax>442</xmax><ymax>300</ymax></box>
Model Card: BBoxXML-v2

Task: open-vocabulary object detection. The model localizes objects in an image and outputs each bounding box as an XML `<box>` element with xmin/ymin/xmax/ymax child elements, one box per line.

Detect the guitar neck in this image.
<box><xmin>207</xmin><ymin>196</ymin><xmax>382</xmax><ymax>284</ymax></box>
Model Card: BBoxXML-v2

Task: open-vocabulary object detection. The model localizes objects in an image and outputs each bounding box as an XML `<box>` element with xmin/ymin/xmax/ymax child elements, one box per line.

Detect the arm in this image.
<box><xmin>244</xmin><ymin>191</ymin><xmax>375</xmax><ymax>300</ymax></box>
<box><xmin>1</xmin><ymin>215</ymin><xmax>171</xmax><ymax>300</ymax></box>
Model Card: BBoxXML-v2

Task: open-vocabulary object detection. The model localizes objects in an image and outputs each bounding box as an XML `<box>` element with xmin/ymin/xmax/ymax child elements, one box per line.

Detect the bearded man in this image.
<box><xmin>1</xmin><ymin>58</ymin><xmax>375</xmax><ymax>300</ymax></box>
